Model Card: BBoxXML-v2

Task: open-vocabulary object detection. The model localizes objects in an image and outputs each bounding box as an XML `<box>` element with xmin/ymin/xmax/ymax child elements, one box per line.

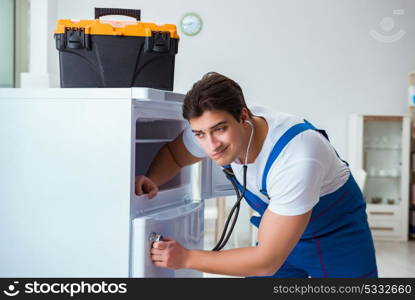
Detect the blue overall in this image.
<box><xmin>224</xmin><ymin>121</ymin><xmax>378</xmax><ymax>278</ymax></box>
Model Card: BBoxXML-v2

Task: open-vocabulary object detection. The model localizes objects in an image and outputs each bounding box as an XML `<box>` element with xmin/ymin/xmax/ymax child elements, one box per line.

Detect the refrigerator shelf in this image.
<box><xmin>132</xmin><ymin>184</ymin><xmax>193</xmax><ymax>217</ymax></box>
<box><xmin>135</xmin><ymin>139</ymin><xmax>173</xmax><ymax>143</ymax></box>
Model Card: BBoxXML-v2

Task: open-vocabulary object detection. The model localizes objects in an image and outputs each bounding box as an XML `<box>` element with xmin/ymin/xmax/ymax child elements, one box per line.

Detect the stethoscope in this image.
<box><xmin>212</xmin><ymin>119</ymin><xmax>255</xmax><ymax>251</ymax></box>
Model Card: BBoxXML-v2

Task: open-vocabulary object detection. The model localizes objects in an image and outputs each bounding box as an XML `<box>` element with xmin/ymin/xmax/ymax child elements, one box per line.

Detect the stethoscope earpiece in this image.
<box><xmin>244</xmin><ymin>120</ymin><xmax>254</xmax><ymax>127</ymax></box>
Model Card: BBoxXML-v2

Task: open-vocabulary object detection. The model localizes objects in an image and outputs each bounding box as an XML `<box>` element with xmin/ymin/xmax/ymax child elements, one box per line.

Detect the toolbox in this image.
<box><xmin>54</xmin><ymin>8</ymin><xmax>179</xmax><ymax>90</ymax></box>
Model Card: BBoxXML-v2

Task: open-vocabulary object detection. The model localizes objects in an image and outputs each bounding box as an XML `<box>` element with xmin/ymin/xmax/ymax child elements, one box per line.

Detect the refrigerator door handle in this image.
<box><xmin>149</xmin><ymin>232</ymin><xmax>163</xmax><ymax>248</ymax></box>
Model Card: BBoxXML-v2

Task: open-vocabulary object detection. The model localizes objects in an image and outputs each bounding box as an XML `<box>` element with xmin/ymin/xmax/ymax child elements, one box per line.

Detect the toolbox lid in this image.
<box><xmin>54</xmin><ymin>19</ymin><xmax>179</xmax><ymax>39</ymax></box>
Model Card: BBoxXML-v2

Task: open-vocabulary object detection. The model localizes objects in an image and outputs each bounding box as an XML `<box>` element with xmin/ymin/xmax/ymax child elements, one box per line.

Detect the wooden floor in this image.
<box><xmin>203</xmin><ymin>232</ymin><xmax>415</xmax><ymax>277</ymax></box>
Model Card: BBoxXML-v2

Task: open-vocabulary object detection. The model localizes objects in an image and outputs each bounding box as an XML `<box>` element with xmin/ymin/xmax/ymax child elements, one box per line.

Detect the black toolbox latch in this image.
<box><xmin>55</xmin><ymin>28</ymin><xmax>91</xmax><ymax>50</ymax></box>
<box><xmin>144</xmin><ymin>31</ymin><xmax>171</xmax><ymax>53</ymax></box>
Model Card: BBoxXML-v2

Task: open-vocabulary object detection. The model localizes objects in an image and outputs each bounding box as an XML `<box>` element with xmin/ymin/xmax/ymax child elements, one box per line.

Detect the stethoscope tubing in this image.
<box><xmin>212</xmin><ymin>120</ymin><xmax>254</xmax><ymax>251</ymax></box>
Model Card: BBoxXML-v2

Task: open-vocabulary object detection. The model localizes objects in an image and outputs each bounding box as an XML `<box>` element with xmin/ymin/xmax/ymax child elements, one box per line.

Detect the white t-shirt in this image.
<box><xmin>182</xmin><ymin>105</ymin><xmax>350</xmax><ymax>216</ymax></box>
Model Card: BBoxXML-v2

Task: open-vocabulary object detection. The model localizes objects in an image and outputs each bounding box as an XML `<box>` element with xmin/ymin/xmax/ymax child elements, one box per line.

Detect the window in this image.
<box><xmin>0</xmin><ymin>0</ymin><xmax>14</xmax><ymax>87</ymax></box>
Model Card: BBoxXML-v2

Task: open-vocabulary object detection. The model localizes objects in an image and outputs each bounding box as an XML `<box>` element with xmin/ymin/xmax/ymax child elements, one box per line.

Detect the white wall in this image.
<box><xmin>50</xmin><ymin>0</ymin><xmax>415</xmax><ymax>159</ymax></box>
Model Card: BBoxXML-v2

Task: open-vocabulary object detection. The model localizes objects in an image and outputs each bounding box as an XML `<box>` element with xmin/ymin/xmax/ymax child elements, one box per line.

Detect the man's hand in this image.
<box><xmin>135</xmin><ymin>175</ymin><xmax>159</xmax><ymax>199</ymax></box>
<box><xmin>151</xmin><ymin>238</ymin><xmax>190</xmax><ymax>269</ymax></box>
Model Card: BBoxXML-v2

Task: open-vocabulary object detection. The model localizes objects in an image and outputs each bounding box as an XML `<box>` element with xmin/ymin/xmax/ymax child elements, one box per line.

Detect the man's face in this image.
<box><xmin>189</xmin><ymin>110</ymin><xmax>245</xmax><ymax>166</ymax></box>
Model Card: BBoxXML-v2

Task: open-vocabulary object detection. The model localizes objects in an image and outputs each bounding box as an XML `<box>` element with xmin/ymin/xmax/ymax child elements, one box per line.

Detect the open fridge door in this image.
<box><xmin>131</xmin><ymin>89</ymin><xmax>205</xmax><ymax>277</ymax></box>
<box><xmin>200</xmin><ymin>158</ymin><xmax>235</xmax><ymax>199</ymax></box>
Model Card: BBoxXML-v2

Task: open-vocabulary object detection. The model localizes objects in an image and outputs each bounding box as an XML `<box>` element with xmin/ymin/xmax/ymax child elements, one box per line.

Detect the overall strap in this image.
<box><xmin>260</xmin><ymin>120</ymin><xmax>348</xmax><ymax>199</ymax></box>
<box><xmin>260</xmin><ymin>121</ymin><xmax>316</xmax><ymax>198</ymax></box>
<box><xmin>304</xmin><ymin>120</ymin><xmax>349</xmax><ymax>168</ymax></box>
<box><xmin>222</xmin><ymin>165</ymin><xmax>268</xmax><ymax>215</ymax></box>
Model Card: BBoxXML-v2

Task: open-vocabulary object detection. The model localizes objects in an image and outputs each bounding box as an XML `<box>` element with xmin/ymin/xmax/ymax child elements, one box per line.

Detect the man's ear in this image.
<box><xmin>240</xmin><ymin>108</ymin><xmax>250</xmax><ymax>125</ymax></box>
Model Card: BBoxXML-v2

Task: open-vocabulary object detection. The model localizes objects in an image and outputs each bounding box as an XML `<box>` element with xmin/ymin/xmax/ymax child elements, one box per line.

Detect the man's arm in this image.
<box><xmin>142</xmin><ymin>131</ymin><xmax>201</xmax><ymax>187</ymax></box>
<box><xmin>152</xmin><ymin>208</ymin><xmax>312</xmax><ymax>277</ymax></box>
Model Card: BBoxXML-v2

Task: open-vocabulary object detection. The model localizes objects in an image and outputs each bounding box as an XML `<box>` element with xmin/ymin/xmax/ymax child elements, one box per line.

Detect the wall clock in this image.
<box><xmin>180</xmin><ymin>13</ymin><xmax>203</xmax><ymax>36</ymax></box>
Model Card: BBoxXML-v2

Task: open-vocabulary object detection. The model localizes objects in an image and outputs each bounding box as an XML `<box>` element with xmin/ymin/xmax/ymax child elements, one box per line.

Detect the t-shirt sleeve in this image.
<box><xmin>266</xmin><ymin>130</ymin><xmax>329</xmax><ymax>216</ymax></box>
<box><xmin>182</xmin><ymin>123</ymin><xmax>207</xmax><ymax>158</ymax></box>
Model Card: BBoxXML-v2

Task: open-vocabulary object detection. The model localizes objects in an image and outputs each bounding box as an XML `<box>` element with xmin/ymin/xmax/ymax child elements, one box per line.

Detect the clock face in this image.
<box><xmin>180</xmin><ymin>13</ymin><xmax>202</xmax><ymax>36</ymax></box>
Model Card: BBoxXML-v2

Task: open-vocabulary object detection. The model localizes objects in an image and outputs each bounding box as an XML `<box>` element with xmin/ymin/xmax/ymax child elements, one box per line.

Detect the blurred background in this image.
<box><xmin>1</xmin><ymin>0</ymin><xmax>414</xmax><ymax>277</ymax></box>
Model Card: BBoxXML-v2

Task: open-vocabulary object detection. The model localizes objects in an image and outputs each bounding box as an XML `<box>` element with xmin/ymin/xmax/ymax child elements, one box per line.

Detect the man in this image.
<box><xmin>135</xmin><ymin>72</ymin><xmax>378</xmax><ymax>278</ymax></box>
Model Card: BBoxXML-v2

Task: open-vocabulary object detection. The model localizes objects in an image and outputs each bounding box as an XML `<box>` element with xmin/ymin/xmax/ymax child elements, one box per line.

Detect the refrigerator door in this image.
<box><xmin>131</xmin><ymin>88</ymin><xmax>235</xmax><ymax>201</ymax></box>
<box><xmin>131</xmin><ymin>87</ymin><xmax>184</xmax><ymax>103</ymax></box>
<box><xmin>131</xmin><ymin>201</ymin><xmax>204</xmax><ymax>277</ymax></box>
<box><xmin>0</xmin><ymin>88</ymin><xmax>134</xmax><ymax>276</ymax></box>
<box><xmin>200</xmin><ymin>158</ymin><xmax>235</xmax><ymax>199</ymax></box>
<box><xmin>132</xmin><ymin>97</ymin><xmax>193</xmax><ymax>216</ymax></box>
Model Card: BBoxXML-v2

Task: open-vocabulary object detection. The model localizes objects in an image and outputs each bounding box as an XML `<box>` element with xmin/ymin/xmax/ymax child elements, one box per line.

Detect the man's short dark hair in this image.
<box><xmin>182</xmin><ymin>72</ymin><xmax>252</xmax><ymax>122</ymax></box>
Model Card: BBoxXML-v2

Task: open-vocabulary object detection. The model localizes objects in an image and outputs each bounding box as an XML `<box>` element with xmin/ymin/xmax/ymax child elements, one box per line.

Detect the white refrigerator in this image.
<box><xmin>0</xmin><ymin>88</ymin><xmax>234</xmax><ymax>277</ymax></box>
